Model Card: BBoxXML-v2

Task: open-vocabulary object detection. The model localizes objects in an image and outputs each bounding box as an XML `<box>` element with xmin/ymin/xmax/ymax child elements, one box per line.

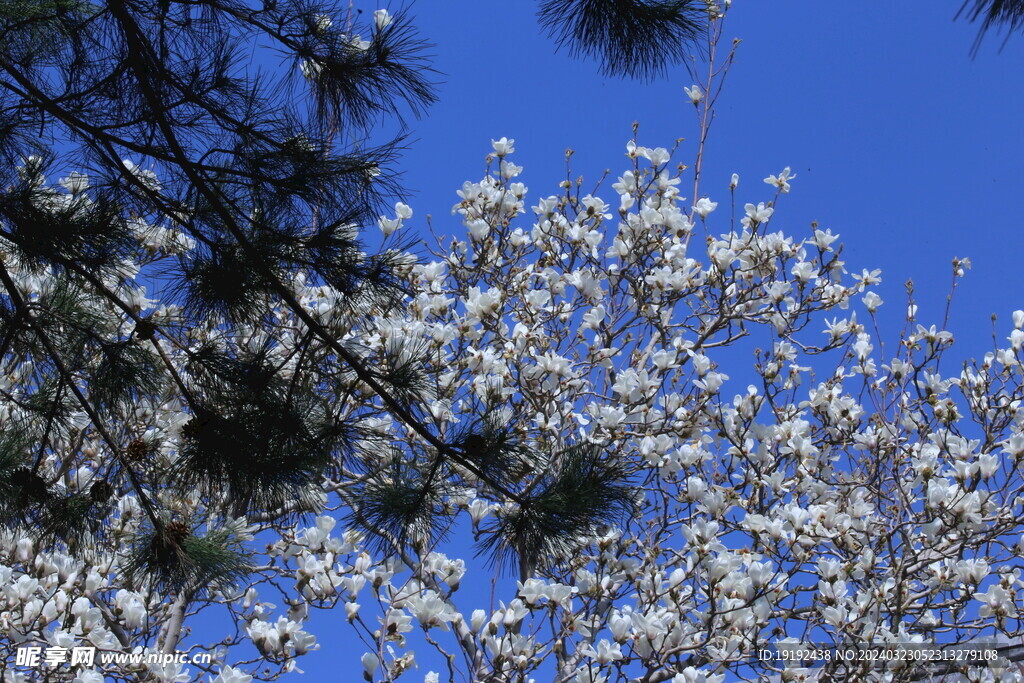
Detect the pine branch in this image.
<box><xmin>957</xmin><ymin>0</ymin><xmax>1024</xmax><ymax>52</ymax></box>
<box><xmin>123</xmin><ymin>520</ymin><xmax>252</xmax><ymax>596</ymax></box>
<box><xmin>0</xmin><ymin>258</ymin><xmax>164</xmax><ymax>529</ymax></box>
<box><xmin>94</xmin><ymin>8</ymin><xmax>527</xmax><ymax>504</ymax></box>
<box><xmin>478</xmin><ymin>442</ymin><xmax>637</xmax><ymax>580</ymax></box>
<box><xmin>537</xmin><ymin>0</ymin><xmax>706</xmax><ymax>79</ymax></box>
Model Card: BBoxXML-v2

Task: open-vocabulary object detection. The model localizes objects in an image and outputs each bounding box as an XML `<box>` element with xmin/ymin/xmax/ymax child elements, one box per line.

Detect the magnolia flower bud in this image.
<box><xmin>471</xmin><ymin>609</ymin><xmax>487</xmax><ymax>632</ymax></box>
<box><xmin>361</xmin><ymin>653</ymin><xmax>378</xmax><ymax>679</ymax></box>
<box><xmin>374</xmin><ymin>9</ymin><xmax>392</xmax><ymax>29</ymax></box>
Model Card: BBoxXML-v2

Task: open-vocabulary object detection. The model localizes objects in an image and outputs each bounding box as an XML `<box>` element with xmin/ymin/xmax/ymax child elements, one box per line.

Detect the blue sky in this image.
<box><xmin>277</xmin><ymin>1</ymin><xmax>1024</xmax><ymax>678</ymax></box>
<box><xmin>395</xmin><ymin>1</ymin><xmax>1024</xmax><ymax>359</ymax></box>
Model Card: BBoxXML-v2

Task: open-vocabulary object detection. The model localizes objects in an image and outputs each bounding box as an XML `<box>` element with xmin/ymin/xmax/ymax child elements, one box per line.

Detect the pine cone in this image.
<box><xmin>461</xmin><ymin>433</ymin><xmax>488</xmax><ymax>455</ymax></box>
<box><xmin>124</xmin><ymin>438</ymin><xmax>150</xmax><ymax>462</ymax></box>
<box><xmin>133</xmin><ymin>317</ymin><xmax>157</xmax><ymax>341</ymax></box>
<box><xmin>151</xmin><ymin>520</ymin><xmax>191</xmax><ymax>564</ymax></box>
<box><xmin>165</xmin><ymin>520</ymin><xmax>191</xmax><ymax>546</ymax></box>
<box><xmin>12</xmin><ymin>467</ymin><xmax>48</xmax><ymax>504</ymax></box>
<box><xmin>89</xmin><ymin>480</ymin><xmax>114</xmax><ymax>504</ymax></box>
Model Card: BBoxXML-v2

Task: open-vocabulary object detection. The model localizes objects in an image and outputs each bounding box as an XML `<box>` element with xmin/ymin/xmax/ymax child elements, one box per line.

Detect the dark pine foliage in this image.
<box><xmin>0</xmin><ymin>0</ymin><xmax>651</xmax><ymax>597</ymax></box>
<box><xmin>349</xmin><ymin>409</ymin><xmax>638</xmax><ymax>580</ymax></box>
<box><xmin>957</xmin><ymin>0</ymin><xmax>1024</xmax><ymax>51</ymax></box>
<box><xmin>350</xmin><ymin>449</ymin><xmax>456</xmax><ymax>558</ymax></box>
<box><xmin>0</xmin><ymin>432</ymin><xmax>107</xmax><ymax>548</ymax></box>
<box><xmin>122</xmin><ymin>520</ymin><xmax>252</xmax><ymax>597</ymax></box>
<box><xmin>537</xmin><ymin>0</ymin><xmax>706</xmax><ymax>79</ymax></box>
<box><xmin>172</xmin><ymin>346</ymin><xmax>355</xmax><ymax>518</ymax></box>
<box><xmin>0</xmin><ymin>0</ymin><xmax>438</xmax><ymax>595</ymax></box>
<box><xmin>477</xmin><ymin>442</ymin><xmax>638</xmax><ymax>581</ymax></box>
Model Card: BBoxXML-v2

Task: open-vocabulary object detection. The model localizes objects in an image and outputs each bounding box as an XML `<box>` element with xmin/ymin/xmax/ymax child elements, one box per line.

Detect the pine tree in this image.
<box><xmin>0</xmin><ymin>0</ymin><xmax>444</xmax><ymax>600</ymax></box>
<box><xmin>0</xmin><ymin>0</ymin><xmax>656</xmax><ymax>613</ymax></box>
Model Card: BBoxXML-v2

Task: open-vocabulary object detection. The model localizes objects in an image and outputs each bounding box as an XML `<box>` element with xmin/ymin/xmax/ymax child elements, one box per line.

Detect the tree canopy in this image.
<box><xmin>2</xmin><ymin>2</ymin><xmax>1024</xmax><ymax>682</ymax></box>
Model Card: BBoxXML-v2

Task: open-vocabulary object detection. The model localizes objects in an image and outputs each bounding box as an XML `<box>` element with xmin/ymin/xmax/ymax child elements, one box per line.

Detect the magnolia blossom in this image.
<box><xmin>3</xmin><ymin>13</ymin><xmax>1022</xmax><ymax>683</ymax></box>
<box><xmin>693</xmin><ymin>197</ymin><xmax>718</xmax><ymax>218</ymax></box>
<box><xmin>491</xmin><ymin>136</ymin><xmax>515</xmax><ymax>156</ymax></box>
<box><xmin>374</xmin><ymin>8</ymin><xmax>393</xmax><ymax>29</ymax></box>
<box><xmin>764</xmin><ymin>166</ymin><xmax>796</xmax><ymax>193</ymax></box>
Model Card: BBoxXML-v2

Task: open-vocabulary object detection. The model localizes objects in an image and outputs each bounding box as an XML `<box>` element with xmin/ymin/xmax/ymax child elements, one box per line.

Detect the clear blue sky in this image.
<box><xmin>395</xmin><ymin>1</ymin><xmax>1024</xmax><ymax>357</ymax></box>
<box><xmin>274</xmin><ymin>2</ymin><xmax>1024</xmax><ymax>678</ymax></box>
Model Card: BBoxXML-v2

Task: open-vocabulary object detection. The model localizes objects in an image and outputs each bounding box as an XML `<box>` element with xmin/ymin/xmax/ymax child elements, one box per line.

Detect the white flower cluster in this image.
<box><xmin>370</xmin><ymin>138</ymin><xmax>1024</xmax><ymax>682</ymax></box>
<box><xmin>3</xmin><ymin>30</ymin><xmax>1024</xmax><ymax>680</ymax></box>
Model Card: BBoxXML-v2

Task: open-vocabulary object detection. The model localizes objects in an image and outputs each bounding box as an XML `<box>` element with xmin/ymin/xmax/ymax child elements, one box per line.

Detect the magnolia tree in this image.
<box><xmin>3</xmin><ymin>3</ymin><xmax>1024</xmax><ymax>683</ymax></box>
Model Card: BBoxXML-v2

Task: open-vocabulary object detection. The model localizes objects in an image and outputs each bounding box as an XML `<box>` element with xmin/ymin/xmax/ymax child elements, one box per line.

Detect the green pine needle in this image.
<box><xmin>351</xmin><ymin>454</ymin><xmax>453</xmax><ymax>557</ymax></box>
<box><xmin>537</xmin><ymin>0</ymin><xmax>706</xmax><ymax>79</ymax></box>
<box><xmin>479</xmin><ymin>442</ymin><xmax>637</xmax><ymax>577</ymax></box>
<box><xmin>123</xmin><ymin>522</ymin><xmax>252</xmax><ymax>597</ymax></box>
<box><xmin>958</xmin><ymin>0</ymin><xmax>1024</xmax><ymax>51</ymax></box>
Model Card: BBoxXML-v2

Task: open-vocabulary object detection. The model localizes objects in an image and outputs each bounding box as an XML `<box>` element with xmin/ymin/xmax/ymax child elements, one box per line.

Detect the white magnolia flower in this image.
<box><xmin>862</xmin><ymin>291</ymin><xmax>883</xmax><ymax>313</ymax></box>
<box><xmin>467</xmin><ymin>218</ymin><xmax>490</xmax><ymax>240</ymax></box>
<box><xmin>147</xmin><ymin>660</ymin><xmax>190</xmax><ymax>683</ymax></box>
<box><xmin>742</xmin><ymin>202</ymin><xmax>772</xmax><ymax>226</ymax></box>
<box><xmin>122</xmin><ymin>159</ymin><xmax>160</xmax><ymax>190</ymax></box>
<box><xmin>59</xmin><ymin>172</ymin><xmax>90</xmax><ymax>194</ymax></box>
<box><xmin>764</xmin><ymin>166</ymin><xmax>796</xmax><ymax>193</ymax></box>
<box><xmin>813</xmin><ymin>227</ymin><xmax>838</xmax><ymax>250</ymax></box>
<box><xmin>395</xmin><ymin>202</ymin><xmax>413</xmax><ymax>220</ymax></box>
<box><xmin>518</xmin><ymin>579</ymin><xmax>547</xmax><ymax>606</ymax></box>
<box><xmin>73</xmin><ymin>672</ymin><xmax>105</xmax><ymax>683</ymax></box>
<box><xmin>378</xmin><ymin>216</ymin><xmax>402</xmax><ymax>236</ymax></box>
<box><xmin>693</xmin><ymin>197</ymin><xmax>718</xmax><ymax>218</ymax></box>
<box><xmin>314</xmin><ymin>14</ymin><xmax>332</xmax><ymax>32</ymax></box>
<box><xmin>582</xmin><ymin>639</ymin><xmax>623</xmax><ymax>665</ymax></box>
<box><xmin>471</xmin><ymin>609</ymin><xmax>487</xmax><ymax>632</ymax></box>
<box><xmin>977</xmin><ymin>584</ymin><xmax>1015</xmax><ymax>620</ymax></box>
<box><xmin>408</xmin><ymin>593</ymin><xmax>458</xmax><ymax>630</ymax></box>
<box><xmin>491</xmin><ymin>136</ymin><xmax>515</xmax><ymax>156</ymax></box>
<box><xmin>211</xmin><ymin>666</ymin><xmax>253</xmax><ymax>683</ymax></box>
<box><xmin>374</xmin><ymin>9</ymin><xmax>393</xmax><ymax>29</ymax></box>
<box><xmin>674</xmin><ymin>668</ymin><xmax>725</xmax><ymax>683</ymax></box>
<box><xmin>361</xmin><ymin>653</ymin><xmax>379</xmax><ymax>676</ymax></box>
